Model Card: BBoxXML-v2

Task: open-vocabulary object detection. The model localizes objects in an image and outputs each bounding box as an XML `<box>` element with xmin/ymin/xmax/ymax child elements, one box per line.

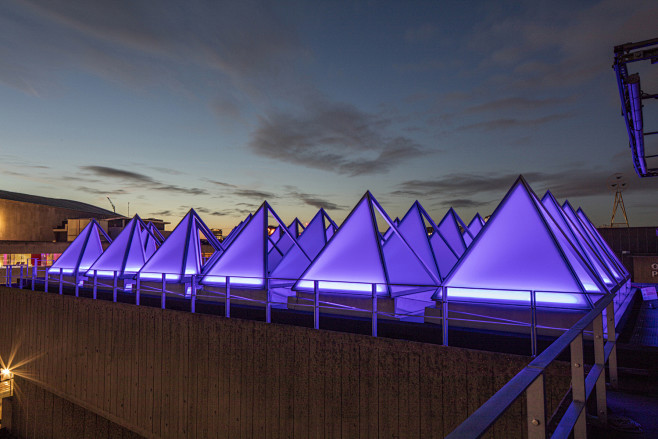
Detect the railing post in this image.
<box><xmin>8</xmin><ymin>265</ymin><xmax>12</xmax><ymax>287</ymax></box>
<box><xmin>136</xmin><ymin>277</ymin><xmax>141</xmax><ymax>306</ymax></box>
<box><xmin>225</xmin><ymin>277</ymin><xmax>231</xmax><ymax>318</ymax></box>
<box><xmin>44</xmin><ymin>269</ymin><xmax>49</xmax><ymax>293</ymax></box>
<box><xmin>4</xmin><ymin>265</ymin><xmax>9</xmax><ymax>287</ymax></box>
<box><xmin>442</xmin><ymin>288</ymin><xmax>449</xmax><ymax>346</ymax></box>
<box><xmin>93</xmin><ymin>270</ymin><xmax>98</xmax><ymax>300</ymax></box>
<box><xmin>593</xmin><ymin>313</ymin><xmax>607</xmax><ymax>424</ymax></box>
<box><xmin>266</xmin><ymin>278</ymin><xmax>271</xmax><ymax>323</ymax></box>
<box><xmin>31</xmin><ymin>261</ymin><xmax>36</xmax><ymax>291</ymax></box>
<box><xmin>606</xmin><ymin>302</ymin><xmax>618</xmax><ymax>389</ymax></box>
<box><xmin>530</xmin><ymin>290</ymin><xmax>537</xmax><ymax>357</ymax></box>
<box><xmin>313</xmin><ymin>280</ymin><xmax>319</xmax><ymax>330</ymax></box>
<box><xmin>191</xmin><ymin>275</ymin><xmax>196</xmax><ymax>313</ymax></box>
<box><xmin>19</xmin><ymin>264</ymin><xmax>23</xmax><ymax>289</ymax></box>
<box><xmin>570</xmin><ymin>333</ymin><xmax>587</xmax><ymax>439</ymax></box>
<box><xmin>59</xmin><ymin>271</ymin><xmax>63</xmax><ymax>295</ymax></box>
<box><xmin>161</xmin><ymin>273</ymin><xmax>166</xmax><ymax>310</ymax></box>
<box><xmin>372</xmin><ymin>283</ymin><xmax>377</xmax><ymax>337</ymax></box>
<box><xmin>113</xmin><ymin>271</ymin><xmax>118</xmax><ymax>303</ymax></box>
<box><xmin>75</xmin><ymin>272</ymin><xmax>79</xmax><ymax>297</ymax></box>
<box><xmin>526</xmin><ymin>374</ymin><xmax>546</xmax><ymax>439</ymax></box>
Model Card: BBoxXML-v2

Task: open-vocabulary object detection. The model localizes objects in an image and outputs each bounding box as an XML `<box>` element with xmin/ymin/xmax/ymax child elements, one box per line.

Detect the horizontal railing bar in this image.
<box><xmin>551</xmin><ymin>401</ymin><xmax>586</xmax><ymax>439</ymax></box>
<box><xmin>445</xmin><ymin>293</ymin><xmax>615</xmax><ymax>439</ymax></box>
<box><xmin>585</xmin><ymin>364</ymin><xmax>604</xmax><ymax>399</ymax></box>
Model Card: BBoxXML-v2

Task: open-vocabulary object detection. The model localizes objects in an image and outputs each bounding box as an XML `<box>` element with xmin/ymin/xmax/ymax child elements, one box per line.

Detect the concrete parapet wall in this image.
<box><xmin>0</xmin><ymin>287</ymin><xmax>570</xmax><ymax>438</ymax></box>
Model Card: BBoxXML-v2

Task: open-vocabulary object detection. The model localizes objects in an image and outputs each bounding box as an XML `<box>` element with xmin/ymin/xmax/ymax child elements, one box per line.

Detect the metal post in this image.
<box><xmin>4</xmin><ymin>265</ymin><xmax>9</xmax><ymax>287</ymax></box>
<box><xmin>266</xmin><ymin>279</ymin><xmax>271</xmax><ymax>323</ymax></box>
<box><xmin>191</xmin><ymin>275</ymin><xmax>196</xmax><ymax>313</ymax></box>
<box><xmin>93</xmin><ymin>270</ymin><xmax>98</xmax><ymax>300</ymax></box>
<box><xmin>593</xmin><ymin>314</ymin><xmax>607</xmax><ymax>424</ymax></box>
<box><xmin>570</xmin><ymin>333</ymin><xmax>587</xmax><ymax>439</ymax></box>
<box><xmin>136</xmin><ymin>278</ymin><xmax>141</xmax><ymax>306</ymax></box>
<box><xmin>530</xmin><ymin>290</ymin><xmax>537</xmax><ymax>357</ymax></box>
<box><xmin>31</xmin><ymin>261</ymin><xmax>36</xmax><ymax>291</ymax></box>
<box><xmin>45</xmin><ymin>270</ymin><xmax>49</xmax><ymax>293</ymax></box>
<box><xmin>8</xmin><ymin>265</ymin><xmax>12</xmax><ymax>287</ymax></box>
<box><xmin>75</xmin><ymin>272</ymin><xmax>79</xmax><ymax>297</ymax></box>
<box><xmin>372</xmin><ymin>283</ymin><xmax>377</xmax><ymax>337</ymax></box>
<box><xmin>606</xmin><ymin>302</ymin><xmax>618</xmax><ymax>389</ymax></box>
<box><xmin>59</xmin><ymin>271</ymin><xmax>63</xmax><ymax>295</ymax></box>
<box><xmin>526</xmin><ymin>374</ymin><xmax>546</xmax><ymax>439</ymax></box>
<box><xmin>19</xmin><ymin>264</ymin><xmax>23</xmax><ymax>289</ymax></box>
<box><xmin>225</xmin><ymin>277</ymin><xmax>231</xmax><ymax>318</ymax></box>
<box><xmin>112</xmin><ymin>271</ymin><xmax>118</xmax><ymax>303</ymax></box>
<box><xmin>161</xmin><ymin>273</ymin><xmax>166</xmax><ymax>310</ymax></box>
<box><xmin>313</xmin><ymin>280</ymin><xmax>319</xmax><ymax>330</ymax></box>
<box><xmin>442</xmin><ymin>289</ymin><xmax>449</xmax><ymax>346</ymax></box>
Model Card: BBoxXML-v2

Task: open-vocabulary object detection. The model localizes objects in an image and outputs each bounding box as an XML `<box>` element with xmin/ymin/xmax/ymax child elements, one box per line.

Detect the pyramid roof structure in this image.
<box><xmin>561</xmin><ymin>201</ymin><xmax>626</xmax><ymax>282</ymax></box>
<box><xmin>137</xmin><ymin>209</ymin><xmax>223</xmax><ymax>281</ymax></box>
<box><xmin>270</xmin><ymin>208</ymin><xmax>338</xmax><ymax>281</ymax></box>
<box><xmin>267</xmin><ymin>218</ymin><xmax>306</xmax><ymax>268</ymax></box>
<box><xmin>385</xmin><ymin>201</ymin><xmax>459</xmax><ymax>282</ymax></box>
<box><xmin>463</xmin><ymin>214</ymin><xmax>485</xmax><ymax>246</ymax></box>
<box><xmin>437</xmin><ymin>208</ymin><xmax>469</xmax><ymax>256</ymax></box>
<box><xmin>442</xmin><ymin>176</ymin><xmax>609</xmax><ymax>307</ymax></box>
<box><xmin>50</xmin><ymin>219</ymin><xmax>111</xmax><ymax>276</ymax></box>
<box><xmin>87</xmin><ymin>215</ymin><xmax>160</xmax><ymax>278</ymax></box>
<box><xmin>201</xmin><ymin>202</ymin><xmax>310</xmax><ymax>288</ymax></box>
<box><xmin>143</xmin><ymin>222</ymin><xmax>164</xmax><ymax>260</ymax></box>
<box><xmin>540</xmin><ymin>192</ymin><xmax>617</xmax><ymax>288</ymax></box>
<box><xmin>294</xmin><ymin>192</ymin><xmax>440</xmax><ymax>296</ymax></box>
<box><xmin>576</xmin><ymin>208</ymin><xmax>629</xmax><ymax>278</ymax></box>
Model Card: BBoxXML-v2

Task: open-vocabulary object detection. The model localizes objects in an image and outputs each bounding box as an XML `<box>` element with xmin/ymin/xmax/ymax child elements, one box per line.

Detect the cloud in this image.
<box><xmin>232</xmin><ymin>189</ymin><xmax>276</xmax><ymax>200</ymax></box>
<box><xmin>194</xmin><ymin>206</ymin><xmax>228</xmax><ymax>217</ymax></box>
<box><xmin>249</xmin><ymin>99</ymin><xmax>425</xmax><ymax>176</ymax></box>
<box><xmin>458</xmin><ymin>113</ymin><xmax>571</xmax><ymax>131</ymax></box>
<box><xmin>464</xmin><ymin>96</ymin><xmax>573</xmax><ymax>114</ymax></box>
<box><xmin>404</xmin><ymin>24</ymin><xmax>437</xmax><ymax>43</ymax></box>
<box><xmin>286</xmin><ymin>189</ymin><xmax>346</xmax><ymax>211</ymax></box>
<box><xmin>205</xmin><ymin>179</ymin><xmax>237</xmax><ymax>188</ymax></box>
<box><xmin>0</xmin><ymin>0</ymin><xmax>303</xmax><ymax>97</ymax></box>
<box><xmin>77</xmin><ymin>186</ymin><xmax>128</xmax><ymax>195</ymax></box>
<box><xmin>80</xmin><ymin>165</ymin><xmax>207</xmax><ymax>195</ymax></box>
<box><xmin>150</xmin><ymin>210</ymin><xmax>172</xmax><ymax>216</ymax></box>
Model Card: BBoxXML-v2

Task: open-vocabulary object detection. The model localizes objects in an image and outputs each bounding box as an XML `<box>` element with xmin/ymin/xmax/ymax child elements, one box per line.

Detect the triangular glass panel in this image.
<box><xmin>50</xmin><ymin>220</ymin><xmax>110</xmax><ymax>275</ymax></box>
<box><xmin>443</xmin><ymin>178</ymin><xmax>591</xmax><ymax>304</ymax></box>
<box><xmin>87</xmin><ymin>215</ymin><xmax>149</xmax><ymax>277</ymax></box>
<box><xmin>437</xmin><ymin>208</ymin><xmax>467</xmax><ymax>256</ymax></box>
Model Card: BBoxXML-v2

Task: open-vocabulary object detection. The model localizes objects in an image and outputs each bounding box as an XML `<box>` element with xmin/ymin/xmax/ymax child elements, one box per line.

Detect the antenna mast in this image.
<box><xmin>607</xmin><ymin>173</ymin><xmax>629</xmax><ymax>227</ymax></box>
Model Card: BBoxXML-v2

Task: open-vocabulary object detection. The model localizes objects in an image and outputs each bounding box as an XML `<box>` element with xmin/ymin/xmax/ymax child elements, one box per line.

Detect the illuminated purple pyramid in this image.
<box><xmin>437</xmin><ymin>208</ymin><xmax>469</xmax><ymax>257</ymax></box>
<box><xmin>562</xmin><ymin>201</ymin><xmax>626</xmax><ymax>283</ymax></box>
<box><xmin>201</xmin><ymin>202</ymin><xmax>309</xmax><ymax>288</ymax></box>
<box><xmin>86</xmin><ymin>215</ymin><xmax>160</xmax><ymax>278</ymax></box>
<box><xmin>49</xmin><ymin>219</ymin><xmax>111</xmax><ymax>276</ymax></box>
<box><xmin>541</xmin><ymin>192</ymin><xmax>616</xmax><ymax>288</ymax></box>
<box><xmin>268</xmin><ymin>218</ymin><xmax>306</xmax><ymax>269</ymax></box>
<box><xmin>463</xmin><ymin>214</ymin><xmax>484</xmax><ymax>246</ymax></box>
<box><xmin>294</xmin><ymin>192</ymin><xmax>440</xmax><ymax>296</ymax></box>
<box><xmin>143</xmin><ymin>222</ymin><xmax>164</xmax><ymax>259</ymax></box>
<box><xmin>387</xmin><ymin>201</ymin><xmax>458</xmax><ymax>282</ymax></box>
<box><xmin>576</xmin><ymin>208</ymin><xmax>629</xmax><ymax>279</ymax></box>
<box><xmin>442</xmin><ymin>176</ymin><xmax>608</xmax><ymax>307</ymax></box>
<box><xmin>137</xmin><ymin>209</ymin><xmax>222</xmax><ymax>282</ymax></box>
<box><xmin>270</xmin><ymin>208</ymin><xmax>338</xmax><ymax>281</ymax></box>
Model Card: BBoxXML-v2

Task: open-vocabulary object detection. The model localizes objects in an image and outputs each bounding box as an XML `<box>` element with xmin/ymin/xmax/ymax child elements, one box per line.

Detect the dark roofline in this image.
<box><xmin>0</xmin><ymin>189</ymin><xmax>116</xmax><ymax>217</ymax></box>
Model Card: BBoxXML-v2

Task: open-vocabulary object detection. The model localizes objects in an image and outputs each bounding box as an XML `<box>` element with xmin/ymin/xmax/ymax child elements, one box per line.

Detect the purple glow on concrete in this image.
<box><xmin>50</xmin><ymin>219</ymin><xmax>110</xmax><ymax>275</ymax></box>
<box><xmin>443</xmin><ymin>178</ymin><xmax>603</xmax><ymax>299</ymax></box>
<box><xmin>446</xmin><ymin>287</ymin><xmax>587</xmax><ymax>306</ymax></box>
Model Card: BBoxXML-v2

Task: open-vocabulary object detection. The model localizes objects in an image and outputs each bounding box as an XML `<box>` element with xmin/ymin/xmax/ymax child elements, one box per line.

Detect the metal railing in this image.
<box><xmin>445</xmin><ymin>292</ymin><xmax>618</xmax><ymax>439</ymax></box>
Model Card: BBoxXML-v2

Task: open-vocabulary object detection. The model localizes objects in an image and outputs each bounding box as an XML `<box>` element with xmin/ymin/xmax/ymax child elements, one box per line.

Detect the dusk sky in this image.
<box><xmin>1</xmin><ymin>0</ymin><xmax>657</xmax><ymax>231</ymax></box>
